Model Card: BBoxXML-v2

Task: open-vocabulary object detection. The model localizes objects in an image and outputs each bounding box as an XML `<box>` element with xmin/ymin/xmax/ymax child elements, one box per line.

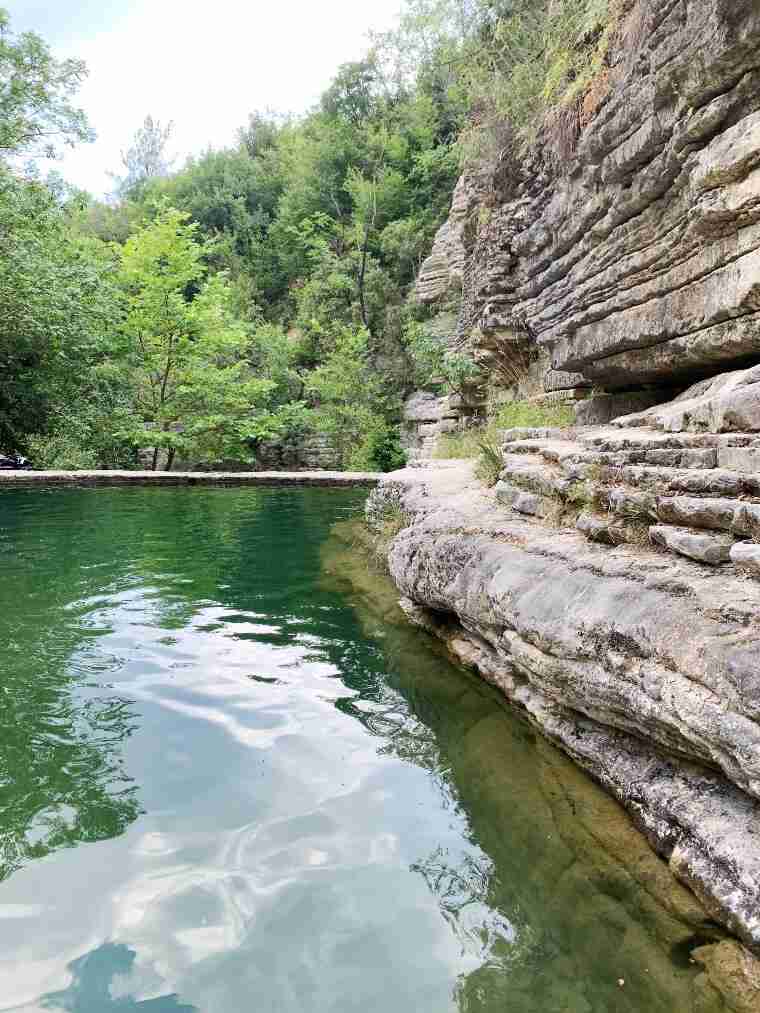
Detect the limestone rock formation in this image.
<box><xmin>400</xmin><ymin>390</ymin><xmax>482</xmax><ymax>460</ymax></box>
<box><xmin>369</xmin><ymin>364</ymin><xmax>760</xmax><ymax>963</ymax></box>
<box><xmin>426</xmin><ymin>0</ymin><xmax>760</xmax><ymax>394</ymax></box>
<box><xmin>368</xmin><ymin>431</ymin><xmax>760</xmax><ymax>954</ymax></box>
<box><xmin>416</xmin><ymin>175</ymin><xmax>479</xmax><ymax>306</ymax></box>
<box><xmin>385</xmin><ymin>0</ymin><xmax>760</xmax><ymax>987</ymax></box>
<box><xmin>615</xmin><ymin>365</ymin><xmax>760</xmax><ymax>433</ymax></box>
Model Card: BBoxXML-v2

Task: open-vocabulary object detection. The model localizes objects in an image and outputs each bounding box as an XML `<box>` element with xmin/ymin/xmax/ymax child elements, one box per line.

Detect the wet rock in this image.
<box><xmin>370</xmin><ymin>462</ymin><xmax>760</xmax><ymax>948</ymax></box>
<box><xmin>692</xmin><ymin>940</ymin><xmax>760</xmax><ymax>1013</ymax></box>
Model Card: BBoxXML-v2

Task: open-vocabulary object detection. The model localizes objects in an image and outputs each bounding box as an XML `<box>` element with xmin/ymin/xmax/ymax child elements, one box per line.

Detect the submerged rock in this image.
<box><xmin>325</xmin><ymin>515</ymin><xmax>760</xmax><ymax>1010</ymax></box>
<box><xmin>368</xmin><ymin>456</ymin><xmax>760</xmax><ymax>963</ymax></box>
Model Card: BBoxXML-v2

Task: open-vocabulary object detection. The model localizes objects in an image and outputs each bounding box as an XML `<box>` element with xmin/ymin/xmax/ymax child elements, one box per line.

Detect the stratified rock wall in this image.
<box><xmin>369</xmin><ymin>456</ymin><xmax>760</xmax><ymax>955</ymax></box>
<box><xmin>429</xmin><ymin>0</ymin><xmax>760</xmax><ymax>390</ymax></box>
<box><xmin>388</xmin><ymin>0</ymin><xmax>760</xmax><ymax>982</ymax></box>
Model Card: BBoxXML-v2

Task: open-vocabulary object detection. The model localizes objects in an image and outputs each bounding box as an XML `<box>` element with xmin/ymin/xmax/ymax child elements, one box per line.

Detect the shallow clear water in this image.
<box><xmin>0</xmin><ymin>487</ymin><xmax>717</xmax><ymax>1012</ymax></box>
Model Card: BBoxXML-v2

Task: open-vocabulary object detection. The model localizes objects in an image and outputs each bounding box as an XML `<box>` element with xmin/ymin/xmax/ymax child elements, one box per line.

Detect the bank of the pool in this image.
<box><xmin>0</xmin><ymin>469</ymin><xmax>380</xmax><ymax>488</ymax></box>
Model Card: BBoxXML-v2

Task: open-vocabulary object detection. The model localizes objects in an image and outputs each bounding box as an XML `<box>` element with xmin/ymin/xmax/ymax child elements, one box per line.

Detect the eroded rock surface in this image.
<box><xmin>369</xmin><ymin>455</ymin><xmax>760</xmax><ymax>954</ymax></box>
<box><xmin>425</xmin><ymin>0</ymin><xmax>760</xmax><ymax>391</ymax></box>
<box><xmin>396</xmin><ymin>0</ymin><xmax>760</xmax><ymax>987</ymax></box>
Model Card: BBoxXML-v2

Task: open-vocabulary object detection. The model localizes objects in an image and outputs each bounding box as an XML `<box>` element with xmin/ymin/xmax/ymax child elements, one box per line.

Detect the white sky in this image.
<box><xmin>5</xmin><ymin>0</ymin><xmax>403</xmax><ymax>196</ymax></box>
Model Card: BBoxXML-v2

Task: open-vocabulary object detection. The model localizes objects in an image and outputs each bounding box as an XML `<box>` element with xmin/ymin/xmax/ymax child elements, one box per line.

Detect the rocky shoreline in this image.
<box><xmin>368</xmin><ymin>443</ymin><xmax>760</xmax><ymax>989</ymax></box>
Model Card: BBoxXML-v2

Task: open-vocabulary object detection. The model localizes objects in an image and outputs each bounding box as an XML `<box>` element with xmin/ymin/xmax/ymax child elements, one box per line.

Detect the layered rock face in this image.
<box><xmin>369</xmin><ymin>444</ymin><xmax>760</xmax><ymax>960</ymax></box>
<box><xmin>420</xmin><ymin>0</ymin><xmax>760</xmax><ymax>393</ymax></box>
<box><xmin>401</xmin><ymin>390</ymin><xmax>483</xmax><ymax>460</ymax></box>
<box><xmin>390</xmin><ymin>0</ymin><xmax>760</xmax><ymax>976</ymax></box>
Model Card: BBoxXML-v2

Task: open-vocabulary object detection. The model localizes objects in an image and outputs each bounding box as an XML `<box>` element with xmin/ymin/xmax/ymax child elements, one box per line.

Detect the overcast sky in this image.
<box><xmin>5</xmin><ymin>0</ymin><xmax>402</xmax><ymax>196</ymax></box>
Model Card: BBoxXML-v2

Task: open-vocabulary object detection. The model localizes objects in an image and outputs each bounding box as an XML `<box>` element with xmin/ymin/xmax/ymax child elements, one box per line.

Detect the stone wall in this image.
<box><xmin>255</xmin><ymin>432</ymin><xmax>339</xmax><ymax>472</ymax></box>
<box><xmin>401</xmin><ymin>390</ymin><xmax>482</xmax><ymax>460</ymax></box>
<box><xmin>141</xmin><ymin>431</ymin><xmax>341</xmax><ymax>474</ymax></box>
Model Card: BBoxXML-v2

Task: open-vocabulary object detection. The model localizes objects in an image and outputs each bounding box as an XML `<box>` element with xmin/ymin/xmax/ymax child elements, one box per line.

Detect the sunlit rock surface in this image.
<box><xmin>369</xmin><ymin>453</ymin><xmax>760</xmax><ymax>961</ymax></box>
<box><xmin>327</xmin><ymin>516</ymin><xmax>760</xmax><ymax>1011</ymax></box>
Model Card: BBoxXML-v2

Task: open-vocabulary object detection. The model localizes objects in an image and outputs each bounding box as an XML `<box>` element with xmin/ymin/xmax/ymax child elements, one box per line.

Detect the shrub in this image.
<box><xmin>474</xmin><ymin>437</ymin><xmax>503</xmax><ymax>487</ymax></box>
<box><xmin>435</xmin><ymin>400</ymin><xmax>573</xmax><ymax>461</ymax></box>
<box><xmin>493</xmin><ymin>401</ymin><xmax>575</xmax><ymax>430</ymax></box>
<box><xmin>433</xmin><ymin>427</ymin><xmax>484</xmax><ymax>460</ymax></box>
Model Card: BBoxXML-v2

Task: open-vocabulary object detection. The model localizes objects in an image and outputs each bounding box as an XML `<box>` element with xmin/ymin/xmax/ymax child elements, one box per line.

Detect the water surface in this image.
<box><xmin>0</xmin><ymin>487</ymin><xmax>722</xmax><ymax>1011</ymax></box>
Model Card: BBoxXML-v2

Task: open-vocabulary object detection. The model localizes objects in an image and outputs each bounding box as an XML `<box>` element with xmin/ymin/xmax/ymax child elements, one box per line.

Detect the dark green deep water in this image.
<box><xmin>0</xmin><ymin>488</ymin><xmax>721</xmax><ymax>1012</ymax></box>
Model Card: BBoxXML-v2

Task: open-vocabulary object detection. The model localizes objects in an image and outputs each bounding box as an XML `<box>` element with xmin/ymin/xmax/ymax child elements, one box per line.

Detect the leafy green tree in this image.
<box><xmin>0</xmin><ymin>7</ymin><xmax>93</xmax><ymax>160</ymax></box>
<box><xmin>305</xmin><ymin>327</ymin><xmax>405</xmax><ymax>471</ymax></box>
<box><xmin>0</xmin><ymin>170</ymin><xmax>120</xmax><ymax>451</ymax></box>
<box><xmin>116</xmin><ymin>207</ymin><xmax>278</xmax><ymax>469</ymax></box>
<box><xmin>404</xmin><ymin>318</ymin><xmax>481</xmax><ymax>393</ymax></box>
<box><xmin>140</xmin><ymin>141</ymin><xmax>287</xmax><ymax>318</ymax></box>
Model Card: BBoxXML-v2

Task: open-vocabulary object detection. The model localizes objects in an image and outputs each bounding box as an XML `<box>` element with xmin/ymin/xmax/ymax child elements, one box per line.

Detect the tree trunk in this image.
<box><xmin>166</xmin><ymin>449</ymin><xmax>176</xmax><ymax>472</ymax></box>
<box><xmin>358</xmin><ymin>224</ymin><xmax>370</xmax><ymax>331</ymax></box>
<box><xmin>151</xmin><ymin>446</ymin><xmax>159</xmax><ymax>471</ymax></box>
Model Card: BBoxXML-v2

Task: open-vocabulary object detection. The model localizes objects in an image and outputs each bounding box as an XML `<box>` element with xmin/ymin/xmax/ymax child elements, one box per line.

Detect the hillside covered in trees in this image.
<box><xmin>0</xmin><ymin>1</ymin><xmax>620</xmax><ymax>471</ymax></box>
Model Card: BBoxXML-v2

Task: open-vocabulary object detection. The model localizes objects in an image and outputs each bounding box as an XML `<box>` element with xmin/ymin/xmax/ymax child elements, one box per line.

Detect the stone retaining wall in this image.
<box><xmin>0</xmin><ymin>470</ymin><xmax>380</xmax><ymax>489</ymax></box>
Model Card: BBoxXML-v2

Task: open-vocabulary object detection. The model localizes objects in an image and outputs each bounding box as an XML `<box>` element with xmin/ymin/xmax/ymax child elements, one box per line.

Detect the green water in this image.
<box><xmin>0</xmin><ymin>488</ymin><xmax>721</xmax><ymax>1012</ymax></box>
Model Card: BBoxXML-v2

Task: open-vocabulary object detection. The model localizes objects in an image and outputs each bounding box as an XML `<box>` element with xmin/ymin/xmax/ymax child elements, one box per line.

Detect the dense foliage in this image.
<box><xmin>0</xmin><ymin>0</ymin><xmax>612</xmax><ymax>470</ymax></box>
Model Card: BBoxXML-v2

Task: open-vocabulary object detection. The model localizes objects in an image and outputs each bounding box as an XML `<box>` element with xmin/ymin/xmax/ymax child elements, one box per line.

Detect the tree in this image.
<box><xmin>305</xmin><ymin>327</ymin><xmax>405</xmax><ymax>471</ymax></box>
<box><xmin>112</xmin><ymin>115</ymin><xmax>174</xmax><ymax>197</ymax></box>
<box><xmin>0</xmin><ymin>8</ymin><xmax>93</xmax><ymax>160</ymax></box>
<box><xmin>0</xmin><ymin>169</ymin><xmax>120</xmax><ymax>451</ymax></box>
<box><xmin>237</xmin><ymin>110</ymin><xmax>281</xmax><ymax>159</ymax></box>
<box><xmin>116</xmin><ymin>206</ymin><xmax>277</xmax><ymax>469</ymax></box>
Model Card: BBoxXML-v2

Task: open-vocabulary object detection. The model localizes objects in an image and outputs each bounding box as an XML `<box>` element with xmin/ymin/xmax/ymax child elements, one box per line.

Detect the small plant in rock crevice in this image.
<box><xmin>475</xmin><ymin>437</ymin><xmax>504</xmax><ymax>488</ymax></box>
<box><xmin>364</xmin><ymin>492</ymin><xmax>414</xmax><ymax>571</ymax></box>
<box><xmin>434</xmin><ymin>400</ymin><xmax>575</xmax><ymax>473</ymax></box>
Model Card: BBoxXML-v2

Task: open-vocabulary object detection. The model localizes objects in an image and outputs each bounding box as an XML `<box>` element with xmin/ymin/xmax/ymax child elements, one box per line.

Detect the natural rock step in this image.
<box><xmin>719</xmin><ymin>445</ymin><xmax>760</xmax><ymax>474</ymax></box>
<box><xmin>500</xmin><ymin>455</ymin><xmax>576</xmax><ymax>500</ymax></box>
<box><xmin>650</xmin><ymin>525</ymin><xmax>736</xmax><ymax>565</ymax></box>
<box><xmin>618</xmin><ymin>465</ymin><xmax>760</xmax><ymax>499</ymax></box>
<box><xmin>495</xmin><ymin>482</ymin><xmax>551</xmax><ymax>518</ymax></box>
<box><xmin>501</xmin><ymin>426</ymin><xmax>577</xmax><ymax>445</ymax></box>
<box><xmin>655</xmin><ymin>497</ymin><xmax>760</xmax><ymax>537</ymax></box>
<box><xmin>550</xmin><ymin>445</ymin><xmax>719</xmax><ymax>470</ymax></box>
<box><xmin>732</xmin><ymin>542</ymin><xmax>760</xmax><ymax>577</ymax></box>
<box><xmin>504</xmin><ymin>440</ymin><xmax>586</xmax><ymax>462</ymax></box>
<box><xmin>501</xmin><ymin>430</ymin><xmax>755</xmax><ymax>471</ymax></box>
<box><xmin>606</xmin><ymin>487</ymin><xmax>658</xmax><ymax>521</ymax></box>
<box><xmin>578</xmin><ymin>428</ymin><xmax>729</xmax><ymax>452</ymax></box>
<box><xmin>576</xmin><ymin>511</ymin><xmax>627</xmax><ymax>545</ymax></box>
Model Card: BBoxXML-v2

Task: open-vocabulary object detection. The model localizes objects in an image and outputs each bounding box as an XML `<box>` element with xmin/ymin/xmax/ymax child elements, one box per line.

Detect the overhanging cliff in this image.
<box><xmin>417</xmin><ymin>0</ymin><xmax>760</xmax><ymax>392</ymax></box>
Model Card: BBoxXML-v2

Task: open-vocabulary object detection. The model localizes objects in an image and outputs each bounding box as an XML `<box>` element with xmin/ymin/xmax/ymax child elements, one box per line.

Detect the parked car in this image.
<box><xmin>0</xmin><ymin>453</ymin><xmax>33</xmax><ymax>470</ymax></box>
